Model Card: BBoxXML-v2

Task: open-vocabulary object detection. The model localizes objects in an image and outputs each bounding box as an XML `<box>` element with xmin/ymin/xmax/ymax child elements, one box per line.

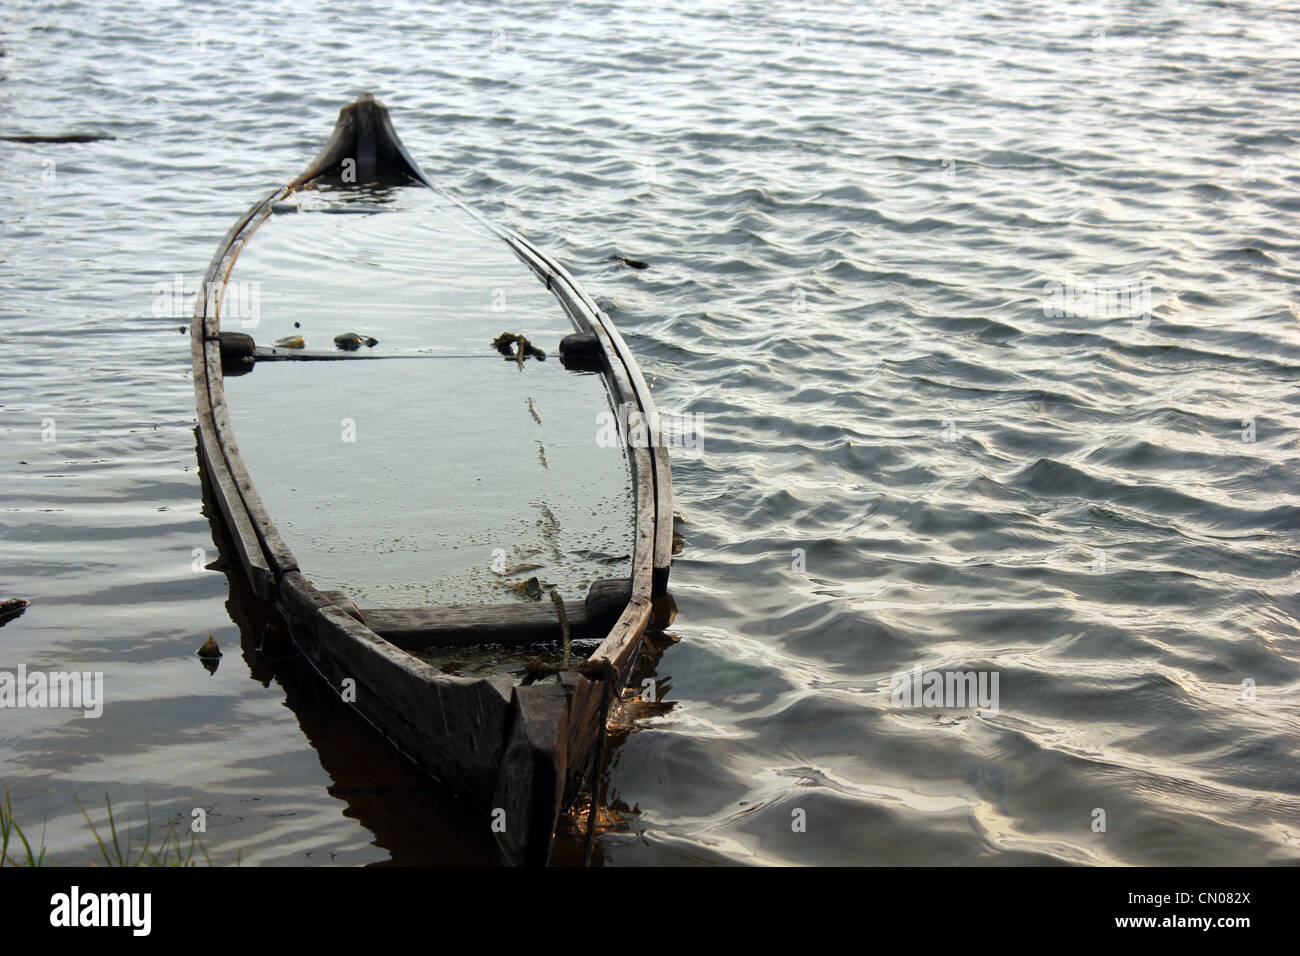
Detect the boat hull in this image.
<box><xmin>191</xmin><ymin>95</ymin><xmax>672</xmax><ymax>865</ymax></box>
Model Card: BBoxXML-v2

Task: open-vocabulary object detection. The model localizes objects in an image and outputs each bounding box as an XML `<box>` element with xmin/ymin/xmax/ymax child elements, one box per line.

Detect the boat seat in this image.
<box><xmin>325</xmin><ymin>577</ymin><xmax>632</xmax><ymax>650</ymax></box>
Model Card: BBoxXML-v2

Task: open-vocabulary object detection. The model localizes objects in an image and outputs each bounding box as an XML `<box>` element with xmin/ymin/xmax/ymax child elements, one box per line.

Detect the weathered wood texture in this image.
<box><xmin>288</xmin><ymin>94</ymin><xmax>431</xmax><ymax>189</ymax></box>
<box><xmin>492</xmin><ymin>681</ymin><xmax>569</xmax><ymax>866</ymax></box>
<box><xmin>279</xmin><ymin>571</ymin><xmax>515</xmax><ymax>803</ymax></box>
<box><xmin>352</xmin><ymin>577</ymin><xmax>631</xmax><ymax>649</ymax></box>
<box><xmin>191</xmin><ymin>188</ymin><xmax>285</xmax><ymax>600</ymax></box>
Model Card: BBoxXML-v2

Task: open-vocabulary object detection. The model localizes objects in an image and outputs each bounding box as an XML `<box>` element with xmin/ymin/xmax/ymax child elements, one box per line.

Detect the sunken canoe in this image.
<box><xmin>191</xmin><ymin>94</ymin><xmax>672</xmax><ymax>865</ymax></box>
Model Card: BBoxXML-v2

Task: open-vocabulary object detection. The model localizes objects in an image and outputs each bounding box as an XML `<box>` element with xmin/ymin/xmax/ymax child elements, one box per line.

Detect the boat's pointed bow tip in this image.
<box><xmin>338</xmin><ymin>92</ymin><xmax>388</xmax><ymax>122</ymax></box>
<box><xmin>290</xmin><ymin>93</ymin><xmax>428</xmax><ymax>189</ymax></box>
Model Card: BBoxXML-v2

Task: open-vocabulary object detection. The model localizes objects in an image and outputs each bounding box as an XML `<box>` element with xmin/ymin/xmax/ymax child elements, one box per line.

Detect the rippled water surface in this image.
<box><xmin>2</xmin><ymin>0</ymin><xmax>1299</xmax><ymax>865</ymax></box>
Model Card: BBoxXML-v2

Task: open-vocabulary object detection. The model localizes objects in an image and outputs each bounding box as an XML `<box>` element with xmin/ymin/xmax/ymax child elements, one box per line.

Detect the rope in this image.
<box><xmin>550</xmin><ymin>589</ymin><xmax>571</xmax><ymax>667</ymax></box>
<box><xmin>254</xmin><ymin>351</ymin><xmax>501</xmax><ymax>362</ymax></box>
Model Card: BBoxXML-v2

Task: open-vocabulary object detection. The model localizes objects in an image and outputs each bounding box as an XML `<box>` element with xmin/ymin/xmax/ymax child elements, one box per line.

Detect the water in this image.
<box><xmin>223</xmin><ymin>186</ymin><xmax>634</xmax><ymax>607</ymax></box>
<box><xmin>2</xmin><ymin>0</ymin><xmax>1298</xmax><ymax>866</ymax></box>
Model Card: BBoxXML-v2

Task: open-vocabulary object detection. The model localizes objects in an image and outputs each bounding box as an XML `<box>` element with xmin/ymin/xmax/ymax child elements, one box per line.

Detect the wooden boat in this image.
<box><xmin>191</xmin><ymin>94</ymin><xmax>672</xmax><ymax>865</ymax></box>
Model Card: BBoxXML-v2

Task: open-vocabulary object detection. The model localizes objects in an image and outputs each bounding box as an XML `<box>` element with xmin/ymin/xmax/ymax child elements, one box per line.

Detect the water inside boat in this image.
<box><xmin>221</xmin><ymin>184</ymin><xmax>634</xmax><ymax>610</ymax></box>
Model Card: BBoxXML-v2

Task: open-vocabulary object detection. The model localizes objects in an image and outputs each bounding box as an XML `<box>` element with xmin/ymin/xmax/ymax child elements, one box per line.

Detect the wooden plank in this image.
<box><xmin>191</xmin><ymin>187</ymin><xmax>287</xmax><ymax>601</ymax></box>
<box><xmin>551</xmin><ymin>292</ymin><xmax>660</xmax><ymax>600</ymax></box>
<box><xmin>596</xmin><ymin>311</ymin><xmax>674</xmax><ymax>594</ymax></box>
<box><xmin>492</xmin><ymin>682</ymin><xmax>569</xmax><ymax>866</ymax></box>
<box><xmin>569</xmin><ymin>314</ymin><xmax>654</xmax><ymax>600</ymax></box>
<box><xmin>558</xmin><ymin>672</ymin><xmax>603</xmax><ymax>807</ymax></box>
<box><xmin>627</xmin><ymin>436</ymin><xmax>656</xmax><ymax>602</ymax></box>
<box><xmin>592</xmin><ymin>596</ymin><xmax>652</xmax><ymax>679</ymax></box>
<box><xmin>193</xmin><ymin>334</ymin><xmax>276</xmax><ymax>600</ymax></box>
<box><xmin>360</xmin><ymin>604</ymin><xmax>581</xmax><ymax>650</ymax></box>
<box><xmin>206</xmin><ymin>382</ymin><xmax>299</xmax><ymax>576</ymax></box>
<box><xmin>189</xmin><ymin>187</ymin><xmax>301</xmax><ymax>586</ymax></box>
<box><xmin>198</xmin><ymin>190</ymin><xmax>281</xmax><ymax>340</ymax></box>
<box><xmin>194</xmin><ymin>417</ymin><xmax>276</xmax><ymax>600</ymax></box>
<box><xmin>362</xmin><ymin>604</ymin><xmax>572</xmax><ymax>649</ymax></box>
<box><xmin>355</xmin><ymin>577</ymin><xmax>631</xmax><ymax>649</ymax></box>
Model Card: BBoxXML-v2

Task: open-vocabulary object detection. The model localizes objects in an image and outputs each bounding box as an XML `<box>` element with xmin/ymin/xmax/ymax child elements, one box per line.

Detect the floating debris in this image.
<box><xmin>492</xmin><ymin>332</ymin><xmax>546</xmax><ymax>366</ymax></box>
<box><xmin>1</xmin><ymin>133</ymin><xmax>115</xmax><ymax>143</ymax></box>
<box><xmin>508</xmin><ymin>576</ymin><xmax>544</xmax><ymax>601</ymax></box>
<box><xmin>539</xmin><ymin>504</ymin><xmax>560</xmax><ymax>530</ymax></box>
<box><xmin>538</xmin><ymin>503</ymin><xmax>564</xmax><ymax>561</ymax></box>
<box><xmin>197</xmin><ymin>635</ymin><xmax>222</xmax><ymax>676</ymax></box>
<box><xmin>334</xmin><ymin>332</ymin><xmax>379</xmax><ymax>351</ymax></box>
<box><xmin>0</xmin><ymin>598</ymin><xmax>29</xmax><ymax>627</ymax></box>
<box><xmin>608</xmin><ymin>686</ymin><xmax>676</xmax><ymax>731</ymax></box>
<box><xmin>569</xmin><ymin>549</ymin><xmax>629</xmax><ymax>564</ymax></box>
<box><xmin>609</xmin><ymin>255</ymin><xmax>648</xmax><ymax>270</ymax></box>
<box><xmin>526</xmin><ymin>397</ymin><xmax>542</xmax><ymax>424</ymax></box>
<box><xmin>520</xmin><ymin>657</ymin><xmax>554</xmax><ymax>686</ymax></box>
<box><xmin>273</xmin><ymin>335</ymin><xmax>305</xmax><ymax>349</ymax></box>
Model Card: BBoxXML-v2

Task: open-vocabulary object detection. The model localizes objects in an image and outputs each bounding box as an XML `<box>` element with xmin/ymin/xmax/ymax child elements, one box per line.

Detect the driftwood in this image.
<box><xmin>0</xmin><ymin>598</ymin><xmax>28</xmax><ymax>627</ymax></box>
<box><xmin>0</xmin><ymin>133</ymin><xmax>114</xmax><ymax>143</ymax></box>
<box><xmin>191</xmin><ymin>94</ymin><xmax>673</xmax><ymax>866</ymax></box>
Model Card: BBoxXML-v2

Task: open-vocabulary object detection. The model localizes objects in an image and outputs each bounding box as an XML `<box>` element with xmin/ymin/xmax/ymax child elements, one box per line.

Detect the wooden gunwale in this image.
<box><xmin>190</xmin><ymin>97</ymin><xmax>672</xmax><ymax>865</ymax></box>
<box><xmin>496</xmin><ymin>235</ymin><xmax>674</xmax><ymax>596</ymax></box>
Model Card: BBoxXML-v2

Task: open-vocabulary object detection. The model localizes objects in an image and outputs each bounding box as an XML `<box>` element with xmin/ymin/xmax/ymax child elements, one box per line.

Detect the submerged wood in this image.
<box><xmin>350</xmin><ymin>577</ymin><xmax>631</xmax><ymax>650</ymax></box>
<box><xmin>191</xmin><ymin>94</ymin><xmax>673</xmax><ymax>866</ymax></box>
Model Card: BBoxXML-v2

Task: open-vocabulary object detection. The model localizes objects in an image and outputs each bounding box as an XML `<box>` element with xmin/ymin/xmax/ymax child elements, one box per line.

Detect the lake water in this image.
<box><xmin>2</xmin><ymin>0</ymin><xmax>1298</xmax><ymax>865</ymax></box>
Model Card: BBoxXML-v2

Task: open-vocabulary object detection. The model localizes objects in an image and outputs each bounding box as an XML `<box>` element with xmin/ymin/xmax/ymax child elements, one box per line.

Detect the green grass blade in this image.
<box><xmin>75</xmin><ymin>796</ymin><xmax>115</xmax><ymax>867</ymax></box>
